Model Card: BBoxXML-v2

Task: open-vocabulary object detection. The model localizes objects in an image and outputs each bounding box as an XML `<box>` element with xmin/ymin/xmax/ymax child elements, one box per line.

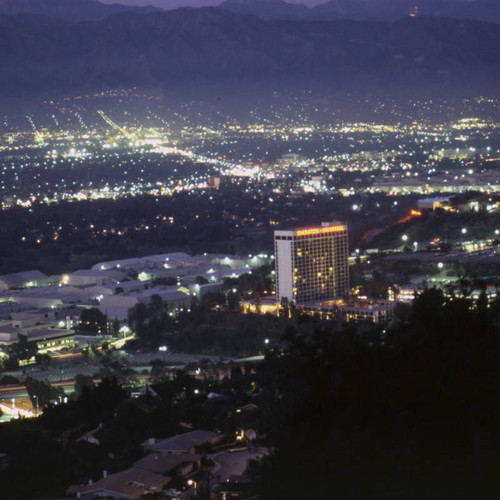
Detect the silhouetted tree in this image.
<box><xmin>74</xmin><ymin>374</ymin><xmax>95</xmax><ymax>400</ymax></box>
<box><xmin>6</xmin><ymin>334</ymin><xmax>38</xmax><ymax>362</ymax></box>
<box><xmin>80</xmin><ymin>308</ymin><xmax>107</xmax><ymax>334</ymax></box>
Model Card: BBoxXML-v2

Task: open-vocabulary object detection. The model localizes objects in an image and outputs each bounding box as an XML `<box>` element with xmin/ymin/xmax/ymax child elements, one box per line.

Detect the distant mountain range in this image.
<box><xmin>0</xmin><ymin>7</ymin><xmax>499</xmax><ymax>99</ymax></box>
<box><xmin>219</xmin><ymin>0</ymin><xmax>309</xmax><ymax>21</ymax></box>
<box><xmin>219</xmin><ymin>0</ymin><xmax>500</xmax><ymax>22</ymax></box>
<box><xmin>0</xmin><ymin>0</ymin><xmax>499</xmax><ymax>22</ymax></box>
<box><xmin>0</xmin><ymin>0</ymin><xmax>160</xmax><ymax>21</ymax></box>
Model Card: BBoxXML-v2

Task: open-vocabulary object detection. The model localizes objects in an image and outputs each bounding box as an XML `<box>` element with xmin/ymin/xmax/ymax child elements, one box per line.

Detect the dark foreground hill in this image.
<box><xmin>1</xmin><ymin>8</ymin><xmax>500</xmax><ymax>99</ymax></box>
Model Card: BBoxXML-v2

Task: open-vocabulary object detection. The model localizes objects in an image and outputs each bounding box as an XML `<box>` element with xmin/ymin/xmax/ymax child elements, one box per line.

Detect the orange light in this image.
<box><xmin>296</xmin><ymin>225</ymin><xmax>345</xmax><ymax>237</ymax></box>
<box><xmin>411</xmin><ymin>210</ymin><xmax>422</xmax><ymax>216</ymax></box>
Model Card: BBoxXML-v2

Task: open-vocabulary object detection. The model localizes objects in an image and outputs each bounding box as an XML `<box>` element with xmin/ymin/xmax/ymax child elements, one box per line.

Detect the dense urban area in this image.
<box><xmin>1</xmin><ymin>89</ymin><xmax>500</xmax><ymax>499</ymax></box>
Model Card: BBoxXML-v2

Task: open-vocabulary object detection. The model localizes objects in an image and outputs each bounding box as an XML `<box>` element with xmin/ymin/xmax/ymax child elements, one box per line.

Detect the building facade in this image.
<box><xmin>274</xmin><ymin>222</ymin><xmax>349</xmax><ymax>304</ymax></box>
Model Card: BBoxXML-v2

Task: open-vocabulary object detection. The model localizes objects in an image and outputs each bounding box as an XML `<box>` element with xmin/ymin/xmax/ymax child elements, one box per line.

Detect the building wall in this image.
<box><xmin>275</xmin><ymin>223</ymin><xmax>349</xmax><ymax>304</ymax></box>
<box><xmin>274</xmin><ymin>236</ymin><xmax>294</xmax><ymax>302</ymax></box>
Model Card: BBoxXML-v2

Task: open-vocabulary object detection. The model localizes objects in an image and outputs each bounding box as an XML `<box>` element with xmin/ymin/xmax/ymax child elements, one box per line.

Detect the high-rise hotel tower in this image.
<box><xmin>274</xmin><ymin>222</ymin><xmax>349</xmax><ymax>304</ymax></box>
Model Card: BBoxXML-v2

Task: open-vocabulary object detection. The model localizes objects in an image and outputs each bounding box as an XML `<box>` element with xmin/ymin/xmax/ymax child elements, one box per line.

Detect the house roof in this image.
<box><xmin>143</xmin><ymin>430</ymin><xmax>220</xmax><ymax>453</ymax></box>
<box><xmin>67</xmin><ymin>468</ymin><xmax>170</xmax><ymax>499</ymax></box>
<box><xmin>134</xmin><ymin>452</ymin><xmax>200</xmax><ymax>474</ymax></box>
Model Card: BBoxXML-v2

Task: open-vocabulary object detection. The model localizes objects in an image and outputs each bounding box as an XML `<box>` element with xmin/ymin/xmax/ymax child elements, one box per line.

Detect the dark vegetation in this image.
<box><xmin>1</xmin><ymin>288</ymin><xmax>500</xmax><ymax>498</ymax></box>
<box><xmin>80</xmin><ymin>307</ymin><xmax>108</xmax><ymax>335</ymax></box>
<box><xmin>255</xmin><ymin>286</ymin><xmax>500</xmax><ymax>499</ymax></box>
<box><xmin>370</xmin><ymin>209</ymin><xmax>500</xmax><ymax>250</ymax></box>
<box><xmin>127</xmin><ymin>264</ymin><xmax>279</xmax><ymax>356</ymax></box>
<box><xmin>0</xmin><ymin>186</ymin><xmax>413</xmax><ymax>275</ymax></box>
<box><xmin>0</xmin><ymin>369</ymin><xmax>256</xmax><ymax>500</ymax></box>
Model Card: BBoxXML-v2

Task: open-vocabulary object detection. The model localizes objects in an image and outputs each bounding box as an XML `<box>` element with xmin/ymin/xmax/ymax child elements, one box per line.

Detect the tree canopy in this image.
<box><xmin>255</xmin><ymin>287</ymin><xmax>500</xmax><ymax>499</ymax></box>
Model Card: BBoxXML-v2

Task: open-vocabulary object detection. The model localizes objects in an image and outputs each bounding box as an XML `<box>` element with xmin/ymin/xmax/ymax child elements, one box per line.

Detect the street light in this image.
<box><xmin>187</xmin><ymin>479</ymin><xmax>197</xmax><ymax>495</ymax></box>
<box><xmin>402</xmin><ymin>234</ymin><xmax>408</xmax><ymax>242</ymax></box>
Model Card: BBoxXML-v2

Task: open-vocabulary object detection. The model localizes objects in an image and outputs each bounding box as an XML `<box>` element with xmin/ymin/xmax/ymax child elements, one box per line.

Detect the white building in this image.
<box><xmin>0</xmin><ymin>270</ymin><xmax>48</xmax><ymax>291</ymax></box>
<box><xmin>274</xmin><ymin>222</ymin><xmax>349</xmax><ymax>304</ymax></box>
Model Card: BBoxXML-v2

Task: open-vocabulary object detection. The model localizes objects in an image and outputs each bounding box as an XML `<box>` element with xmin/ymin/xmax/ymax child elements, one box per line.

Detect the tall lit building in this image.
<box><xmin>274</xmin><ymin>222</ymin><xmax>349</xmax><ymax>304</ymax></box>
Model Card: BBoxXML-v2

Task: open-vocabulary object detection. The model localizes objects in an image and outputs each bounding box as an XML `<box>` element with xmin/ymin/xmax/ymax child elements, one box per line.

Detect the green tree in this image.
<box><xmin>35</xmin><ymin>353</ymin><xmax>52</xmax><ymax>371</ymax></box>
<box><xmin>80</xmin><ymin>308</ymin><xmax>107</xmax><ymax>334</ymax></box>
<box><xmin>149</xmin><ymin>358</ymin><xmax>168</xmax><ymax>383</ymax></box>
<box><xmin>0</xmin><ymin>374</ymin><xmax>19</xmax><ymax>385</ymax></box>
<box><xmin>74</xmin><ymin>374</ymin><xmax>95</xmax><ymax>400</ymax></box>
<box><xmin>25</xmin><ymin>377</ymin><xmax>65</xmax><ymax>408</ymax></box>
<box><xmin>98</xmin><ymin>357</ymin><xmax>138</xmax><ymax>388</ymax></box>
<box><xmin>86</xmin><ymin>344</ymin><xmax>100</xmax><ymax>365</ymax></box>
<box><xmin>112</xmin><ymin>317</ymin><xmax>120</xmax><ymax>336</ymax></box>
<box><xmin>6</xmin><ymin>334</ymin><xmax>38</xmax><ymax>362</ymax></box>
<box><xmin>128</xmin><ymin>302</ymin><xmax>148</xmax><ymax>324</ymax></box>
<box><xmin>3</xmin><ymin>356</ymin><xmax>19</xmax><ymax>370</ymax></box>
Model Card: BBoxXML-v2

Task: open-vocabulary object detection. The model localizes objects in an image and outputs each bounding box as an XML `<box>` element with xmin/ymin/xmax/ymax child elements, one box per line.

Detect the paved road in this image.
<box><xmin>2</xmin><ymin>351</ymin><xmax>235</xmax><ymax>385</ymax></box>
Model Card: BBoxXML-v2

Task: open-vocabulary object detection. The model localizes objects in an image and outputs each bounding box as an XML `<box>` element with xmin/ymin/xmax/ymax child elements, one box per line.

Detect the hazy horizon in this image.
<box><xmin>98</xmin><ymin>0</ymin><xmax>327</xmax><ymax>10</ymax></box>
<box><xmin>98</xmin><ymin>0</ymin><xmax>480</xmax><ymax>7</ymax></box>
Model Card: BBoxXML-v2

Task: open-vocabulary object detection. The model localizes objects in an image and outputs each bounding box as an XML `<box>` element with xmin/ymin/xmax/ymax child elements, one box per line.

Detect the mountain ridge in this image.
<box><xmin>0</xmin><ymin>8</ymin><xmax>499</xmax><ymax>99</ymax></box>
<box><xmin>219</xmin><ymin>0</ymin><xmax>500</xmax><ymax>22</ymax></box>
<box><xmin>0</xmin><ymin>0</ymin><xmax>161</xmax><ymax>21</ymax></box>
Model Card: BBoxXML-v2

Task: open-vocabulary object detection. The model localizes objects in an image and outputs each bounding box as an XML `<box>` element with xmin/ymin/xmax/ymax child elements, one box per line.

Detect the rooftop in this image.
<box><xmin>134</xmin><ymin>452</ymin><xmax>200</xmax><ymax>474</ymax></box>
<box><xmin>143</xmin><ymin>430</ymin><xmax>220</xmax><ymax>453</ymax></box>
<box><xmin>67</xmin><ymin>468</ymin><xmax>170</xmax><ymax>500</ymax></box>
<box><xmin>0</xmin><ymin>270</ymin><xmax>47</xmax><ymax>286</ymax></box>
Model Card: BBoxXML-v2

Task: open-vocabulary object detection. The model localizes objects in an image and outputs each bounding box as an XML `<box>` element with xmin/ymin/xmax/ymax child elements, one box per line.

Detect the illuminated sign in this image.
<box><xmin>296</xmin><ymin>225</ymin><xmax>345</xmax><ymax>237</ymax></box>
<box><xmin>411</xmin><ymin>210</ymin><xmax>422</xmax><ymax>216</ymax></box>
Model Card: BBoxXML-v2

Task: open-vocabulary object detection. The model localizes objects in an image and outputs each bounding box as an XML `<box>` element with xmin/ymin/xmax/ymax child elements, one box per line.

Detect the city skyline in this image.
<box><xmin>1</xmin><ymin>0</ymin><xmax>500</xmax><ymax>498</ymax></box>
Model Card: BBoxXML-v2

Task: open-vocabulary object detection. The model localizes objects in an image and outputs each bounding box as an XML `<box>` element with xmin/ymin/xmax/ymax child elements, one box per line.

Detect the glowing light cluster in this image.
<box><xmin>296</xmin><ymin>225</ymin><xmax>345</xmax><ymax>237</ymax></box>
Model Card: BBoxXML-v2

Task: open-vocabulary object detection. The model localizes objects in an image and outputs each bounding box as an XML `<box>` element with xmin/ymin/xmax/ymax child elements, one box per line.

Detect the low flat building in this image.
<box><xmin>132</xmin><ymin>289</ymin><xmax>191</xmax><ymax>309</ymax></box>
<box><xmin>417</xmin><ymin>196</ymin><xmax>452</xmax><ymax>212</ymax></box>
<box><xmin>335</xmin><ymin>299</ymin><xmax>396</xmax><ymax>324</ymax></box>
<box><xmin>0</xmin><ymin>270</ymin><xmax>48</xmax><ymax>291</ymax></box>
<box><xmin>65</xmin><ymin>269</ymin><xmax>125</xmax><ymax>287</ymax></box>
<box><xmin>99</xmin><ymin>288</ymin><xmax>191</xmax><ymax>321</ymax></box>
<box><xmin>240</xmin><ymin>296</ymin><xmax>278</xmax><ymax>315</ymax></box>
<box><xmin>99</xmin><ymin>295</ymin><xmax>140</xmax><ymax>322</ymax></box>
<box><xmin>0</xmin><ymin>316</ymin><xmax>75</xmax><ymax>353</ymax></box>
<box><xmin>297</xmin><ymin>298</ymin><xmax>396</xmax><ymax>323</ymax></box>
<box><xmin>388</xmin><ymin>284</ymin><xmax>425</xmax><ymax>304</ymax></box>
